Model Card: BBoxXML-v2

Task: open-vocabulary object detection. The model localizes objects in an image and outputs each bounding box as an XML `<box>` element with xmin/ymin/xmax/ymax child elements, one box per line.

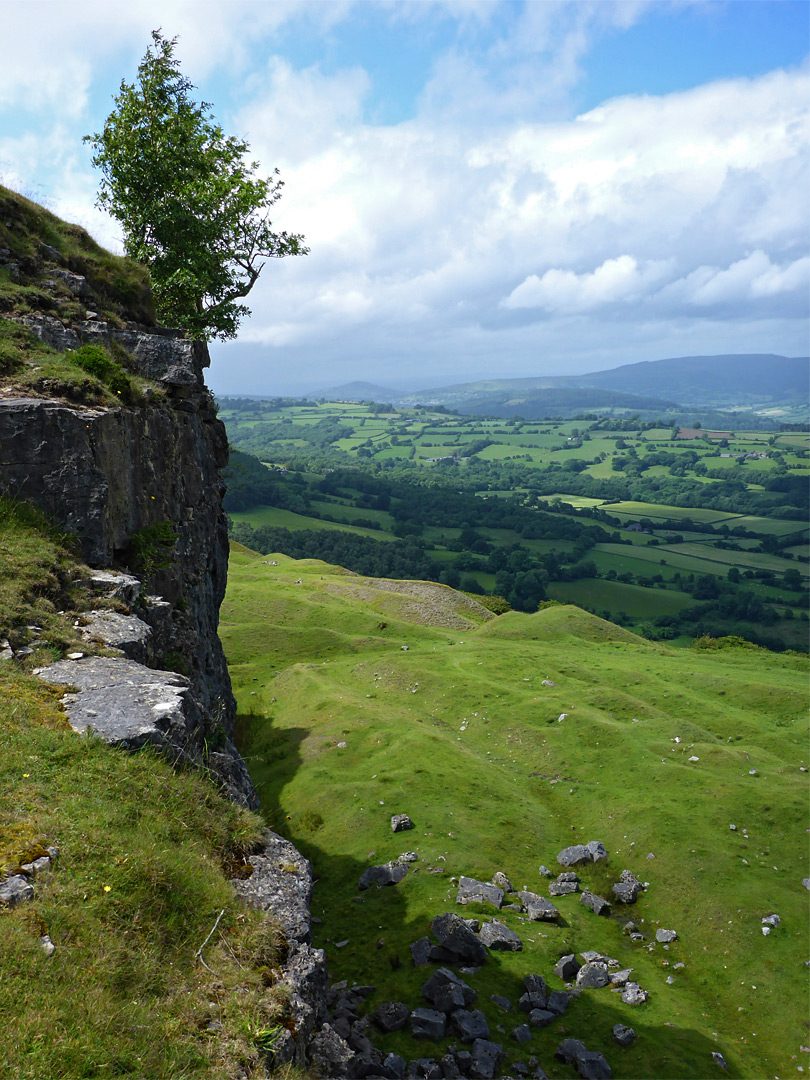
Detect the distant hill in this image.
<box><xmin>312</xmin><ymin>380</ymin><xmax>402</xmax><ymax>402</ymax></box>
<box><xmin>397</xmin><ymin>353</ymin><xmax>808</xmax><ymax>421</ymax></box>
<box><xmin>447</xmin><ymin>385</ymin><xmax>679</xmax><ymax>419</ymax></box>
<box><xmin>580</xmin><ymin>353</ymin><xmax>809</xmax><ymax>405</ymax></box>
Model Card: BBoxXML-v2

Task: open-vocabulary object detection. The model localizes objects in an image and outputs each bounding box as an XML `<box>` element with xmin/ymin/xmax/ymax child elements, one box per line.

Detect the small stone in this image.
<box><xmin>513</xmin><ymin>1024</ymin><xmax>531</xmax><ymax>1043</ymax></box>
<box><xmin>0</xmin><ymin>875</ymin><xmax>34</xmax><ymax>907</ymax></box>
<box><xmin>729</xmin><ymin>824</ymin><xmax>737</xmax><ymax>831</ymax></box>
<box><xmin>538</xmin><ymin>865</ymin><xmax>552</xmax><ymax>877</ymax></box>
<box><xmin>40</xmin><ymin>934</ymin><xmax>55</xmax><ymax>957</ymax></box>
<box><xmin>761</xmin><ymin>913</ymin><xmax>780</xmax><ymax>928</ymax></box>
<box><xmin>711</xmin><ymin>1051</ymin><xmax>728</xmax><ymax>1070</ymax></box>
<box><xmin>391</xmin><ymin>813</ymin><xmax>414</xmax><ymax>832</ymax></box>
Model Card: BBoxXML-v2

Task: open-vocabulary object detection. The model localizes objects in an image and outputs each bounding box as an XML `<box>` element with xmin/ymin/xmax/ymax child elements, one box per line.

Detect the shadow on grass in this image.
<box><xmin>234</xmin><ymin>709</ymin><xmax>743</xmax><ymax>1079</ymax></box>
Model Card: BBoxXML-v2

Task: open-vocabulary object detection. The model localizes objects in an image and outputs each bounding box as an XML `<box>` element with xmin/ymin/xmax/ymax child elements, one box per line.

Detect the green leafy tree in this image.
<box><xmin>86</xmin><ymin>31</ymin><xmax>307</xmax><ymax>340</ymax></box>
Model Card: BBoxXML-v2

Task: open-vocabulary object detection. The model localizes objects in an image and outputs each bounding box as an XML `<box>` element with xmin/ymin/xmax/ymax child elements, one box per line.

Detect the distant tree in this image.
<box><xmin>86</xmin><ymin>31</ymin><xmax>307</xmax><ymax>340</ymax></box>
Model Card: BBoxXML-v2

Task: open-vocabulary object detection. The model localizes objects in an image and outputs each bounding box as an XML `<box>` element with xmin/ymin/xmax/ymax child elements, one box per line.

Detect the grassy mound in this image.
<box><xmin>223</xmin><ymin>548</ymin><xmax>809</xmax><ymax>1080</ymax></box>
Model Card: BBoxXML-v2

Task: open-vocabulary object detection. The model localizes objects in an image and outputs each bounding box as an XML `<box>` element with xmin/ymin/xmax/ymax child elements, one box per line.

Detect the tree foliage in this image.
<box><xmin>86</xmin><ymin>31</ymin><xmax>307</xmax><ymax>340</ymax></box>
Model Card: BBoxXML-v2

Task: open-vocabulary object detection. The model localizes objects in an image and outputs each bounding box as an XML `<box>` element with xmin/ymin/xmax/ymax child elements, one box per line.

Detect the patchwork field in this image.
<box><xmin>222</xmin><ymin>546</ymin><xmax>810</xmax><ymax>1080</ymax></box>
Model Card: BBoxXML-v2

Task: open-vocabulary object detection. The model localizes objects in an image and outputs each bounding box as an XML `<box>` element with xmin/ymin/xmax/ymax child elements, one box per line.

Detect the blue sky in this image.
<box><xmin>2</xmin><ymin>1</ymin><xmax>808</xmax><ymax>394</ymax></box>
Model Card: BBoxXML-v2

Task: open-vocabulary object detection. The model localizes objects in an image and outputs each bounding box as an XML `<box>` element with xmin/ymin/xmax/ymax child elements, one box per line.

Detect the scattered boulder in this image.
<box><xmin>0</xmin><ymin>875</ymin><xmax>34</xmax><ymax>908</ymax></box>
<box><xmin>557</xmin><ymin>845</ymin><xmax>591</xmax><ymax>867</ymax></box>
<box><xmin>612</xmin><ymin>1024</ymin><xmax>636</xmax><ymax>1046</ymax></box>
<box><xmin>553</xmin><ymin>954</ymin><xmax>581</xmax><ymax>981</ymax></box>
<box><xmin>556</xmin><ymin>1040</ymin><xmax>611</xmax><ymax>1079</ymax></box>
<box><xmin>491</xmin><ymin>871</ymin><xmax>513</xmax><ymax>892</ymax></box>
<box><xmin>539</xmin><ymin>865</ymin><xmax>553</xmax><ymax>877</ymax></box>
<box><xmin>431</xmin><ymin>913</ymin><xmax>487</xmax><ymax>965</ymax></box>
<box><xmin>441</xmin><ymin>1053</ymin><xmax>461</xmax><ymax>1079</ymax></box>
<box><xmin>372</xmin><ymin>1002</ymin><xmax>411</xmax><ymax>1033</ymax></box>
<box><xmin>711</xmin><ymin>1051</ymin><xmax>728</xmax><ymax>1070</ymax></box>
<box><xmin>609</xmin><ymin>969</ymin><xmax>633</xmax><ymax>987</ymax></box>
<box><xmin>545</xmin><ymin>990</ymin><xmax>569</xmax><ymax>1016</ymax></box>
<box><xmin>423</xmin><ymin>968</ymin><xmax>475</xmax><ymax>1012</ymax></box>
<box><xmin>576</xmin><ymin>963</ymin><xmax>611</xmax><ymax>989</ymax></box>
<box><xmin>392</xmin><ymin>814</ymin><xmax>414</xmax><ymax>832</ymax></box>
<box><xmin>453</xmin><ymin>1008</ymin><xmax>490</xmax><ymax>1043</ymax></box>
<box><xmin>524</xmin><ymin>974</ymin><xmax>547</xmax><ymax>995</ymax></box>
<box><xmin>456</xmin><ymin>876</ymin><xmax>504</xmax><ymax>909</ymax></box>
<box><xmin>586</xmin><ymin>840</ymin><xmax>608</xmax><ymax>862</ymax></box>
<box><xmin>580</xmin><ymin>891</ymin><xmax>611</xmax><ymax>916</ymax></box>
<box><xmin>411</xmin><ymin>937</ymin><xmax>432</xmax><ymax>966</ymax></box>
<box><xmin>490</xmin><ymin>994</ymin><xmax>511</xmax><ymax>1012</ymax></box>
<box><xmin>384</xmin><ymin>1053</ymin><xmax>407</xmax><ymax>1077</ymax></box>
<box><xmin>549</xmin><ymin>880</ymin><xmax>579</xmax><ymax>897</ymax></box>
<box><xmin>519</xmin><ymin>991</ymin><xmax>548</xmax><ymax>1013</ymax></box>
<box><xmin>479</xmin><ymin>919</ymin><xmax>522</xmax><ymax>951</ymax></box>
<box><xmin>411</xmin><ymin>1008</ymin><xmax>447</xmax><ymax>1040</ymax></box>
<box><xmin>519</xmin><ymin>890</ymin><xmax>559</xmax><ymax>921</ymax></box>
<box><xmin>359</xmin><ymin>861</ymin><xmax>409</xmax><ymax>890</ymax></box>
<box><xmin>621</xmin><ymin>982</ymin><xmax>649</xmax><ymax>1005</ymax></box>
<box><xmin>612</xmin><ymin>870</ymin><xmax>643</xmax><ymax>904</ymax></box>
<box><xmin>512</xmin><ymin>1024</ymin><xmax>531</xmax><ymax>1044</ymax></box>
<box><xmin>407</xmin><ymin>1058</ymin><xmax>441</xmax><ymax>1078</ymax></box>
<box><xmin>309</xmin><ymin>1024</ymin><xmax>356</xmax><ymax>1078</ymax></box>
<box><xmin>655</xmin><ymin>928</ymin><xmax>677</xmax><ymax>943</ymax></box>
<box><xmin>469</xmin><ymin>1038</ymin><xmax>503</xmax><ymax>1080</ymax></box>
<box><xmin>761</xmin><ymin>913</ymin><xmax>780</xmax><ymax>928</ymax></box>
<box><xmin>528</xmin><ymin>1009</ymin><xmax>556</xmax><ymax>1028</ymax></box>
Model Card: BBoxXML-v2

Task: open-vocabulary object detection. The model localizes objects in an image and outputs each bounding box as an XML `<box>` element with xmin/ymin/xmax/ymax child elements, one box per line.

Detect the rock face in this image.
<box><xmin>0</xmin><ymin>326</ymin><xmax>233</xmax><ymax>730</ymax></box>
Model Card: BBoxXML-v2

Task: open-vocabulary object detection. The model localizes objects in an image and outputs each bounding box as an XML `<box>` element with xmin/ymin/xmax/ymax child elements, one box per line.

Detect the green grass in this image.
<box><xmin>229</xmin><ymin>505</ymin><xmax>395</xmax><ymax>541</ymax></box>
<box><xmin>0</xmin><ymin>664</ymin><xmax>288</xmax><ymax>1080</ymax></box>
<box><xmin>547</xmin><ymin>578</ymin><xmax>695</xmax><ymax>618</ymax></box>
<box><xmin>223</xmin><ymin>547</ymin><xmax>809</xmax><ymax>1080</ymax></box>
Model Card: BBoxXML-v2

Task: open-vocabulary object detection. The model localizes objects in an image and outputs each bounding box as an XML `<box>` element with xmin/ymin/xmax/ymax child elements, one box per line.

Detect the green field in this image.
<box><xmin>223</xmin><ymin>548</ymin><xmax>810</xmax><ymax>1080</ymax></box>
<box><xmin>229</xmin><ymin>505</ymin><xmax>396</xmax><ymax>541</ymax></box>
<box><xmin>547</xmin><ymin>578</ymin><xmax>695</xmax><ymax>618</ymax></box>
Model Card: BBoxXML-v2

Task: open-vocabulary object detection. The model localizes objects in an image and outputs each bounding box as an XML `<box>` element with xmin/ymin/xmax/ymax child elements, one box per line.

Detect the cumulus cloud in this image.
<box><xmin>502</xmin><ymin>256</ymin><xmax>674</xmax><ymax>312</ymax></box>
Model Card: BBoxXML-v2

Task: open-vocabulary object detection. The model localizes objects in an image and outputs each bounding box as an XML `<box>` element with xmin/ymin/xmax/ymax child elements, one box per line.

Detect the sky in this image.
<box><xmin>1</xmin><ymin>0</ymin><xmax>808</xmax><ymax>396</ymax></box>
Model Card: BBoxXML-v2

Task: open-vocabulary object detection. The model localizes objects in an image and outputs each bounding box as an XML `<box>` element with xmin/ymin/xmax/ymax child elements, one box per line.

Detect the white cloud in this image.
<box><xmin>502</xmin><ymin>256</ymin><xmax>674</xmax><ymax>312</ymax></box>
<box><xmin>659</xmin><ymin>251</ymin><xmax>810</xmax><ymax>310</ymax></box>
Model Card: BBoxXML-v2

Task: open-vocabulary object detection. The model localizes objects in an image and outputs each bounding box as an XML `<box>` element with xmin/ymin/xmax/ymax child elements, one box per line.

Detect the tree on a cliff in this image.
<box><xmin>85</xmin><ymin>31</ymin><xmax>307</xmax><ymax>341</ymax></box>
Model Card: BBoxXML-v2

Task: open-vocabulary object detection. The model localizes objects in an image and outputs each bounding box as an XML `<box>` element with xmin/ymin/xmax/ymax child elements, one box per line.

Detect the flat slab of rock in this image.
<box><xmin>36</xmin><ymin>656</ymin><xmax>193</xmax><ymax>750</ymax></box>
<box><xmin>359</xmin><ymin>861</ymin><xmax>409</xmax><ymax>890</ymax></box>
<box><xmin>432</xmin><ymin>913</ymin><xmax>487</xmax><ymax>964</ymax></box>
<box><xmin>479</xmin><ymin>919</ymin><xmax>522</xmax><ymax>951</ymax></box>
<box><xmin>519</xmin><ymin>890</ymin><xmax>559</xmax><ymax>921</ymax></box>
<box><xmin>457</xmin><ymin>876</ymin><xmax>504</xmax><ymax>909</ymax></box>
<box><xmin>78</xmin><ymin>610</ymin><xmax>152</xmax><ymax>662</ymax></box>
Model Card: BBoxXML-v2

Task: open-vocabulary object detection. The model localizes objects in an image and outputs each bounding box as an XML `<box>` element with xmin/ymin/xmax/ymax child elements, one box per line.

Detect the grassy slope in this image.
<box><xmin>222</xmin><ymin>546</ymin><xmax>809</xmax><ymax>1080</ymax></box>
<box><xmin>0</xmin><ymin>494</ymin><xmax>289</xmax><ymax>1079</ymax></box>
